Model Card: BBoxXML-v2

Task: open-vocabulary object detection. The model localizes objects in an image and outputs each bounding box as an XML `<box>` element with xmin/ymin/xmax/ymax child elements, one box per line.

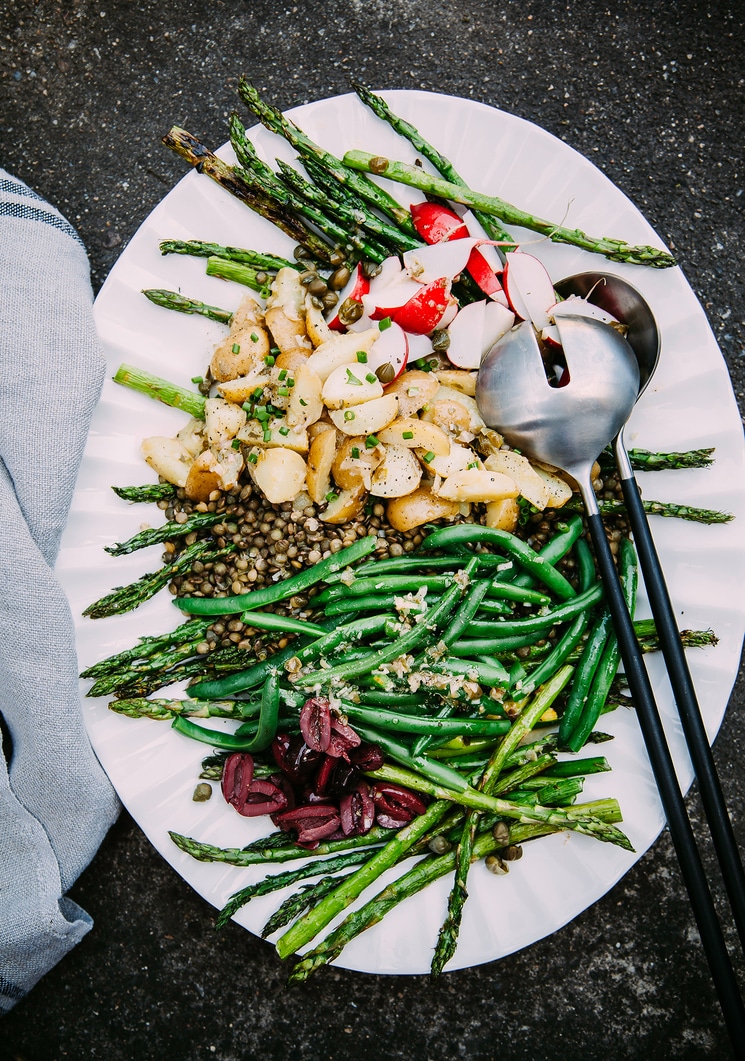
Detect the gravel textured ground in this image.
<box><xmin>1</xmin><ymin>2</ymin><xmax>744</xmax><ymax>1058</ymax></box>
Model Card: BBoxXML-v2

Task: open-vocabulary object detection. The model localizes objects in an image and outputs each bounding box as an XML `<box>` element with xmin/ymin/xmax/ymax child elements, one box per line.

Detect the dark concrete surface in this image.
<box><xmin>2</xmin><ymin>1</ymin><xmax>744</xmax><ymax>1058</ymax></box>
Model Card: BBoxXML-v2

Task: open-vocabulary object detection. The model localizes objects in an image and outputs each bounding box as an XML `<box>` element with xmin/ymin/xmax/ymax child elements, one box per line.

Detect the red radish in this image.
<box><xmin>445</xmin><ymin>299</ymin><xmax>486</xmax><ymax>369</ymax></box>
<box><xmin>327</xmin><ymin>263</ymin><xmax>371</xmax><ymax>331</ymax></box>
<box><xmin>406</xmin><ymin>331</ymin><xmax>435</xmax><ymax>362</ymax></box>
<box><xmin>366</xmin><ymin>320</ymin><xmax>409</xmax><ymax>383</ymax></box>
<box><xmin>466</xmin><ymin>246</ymin><xmax>506</xmax><ymax>300</ymax></box>
<box><xmin>503</xmin><ymin>252</ymin><xmax>556</xmax><ymax>331</ymax></box>
<box><xmin>410</xmin><ymin>200</ymin><xmax>469</xmax><ymax>244</ymax></box>
<box><xmin>402</xmin><ymin>238</ymin><xmax>480</xmax><ymax>285</ymax></box>
<box><xmin>548</xmin><ymin>296</ymin><xmax>619</xmax><ymax>325</ymax></box>
<box><xmin>385</xmin><ymin>277</ymin><xmax>453</xmax><ymax>334</ymax></box>
<box><xmin>541</xmin><ymin>325</ymin><xmax>562</xmax><ymax>347</ymax></box>
<box><xmin>364</xmin><ymin>273</ymin><xmax>423</xmax><ymax>321</ymax></box>
<box><xmin>484</xmin><ymin>300</ymin><xmax>516</xmax><ymax>348</ymax></box>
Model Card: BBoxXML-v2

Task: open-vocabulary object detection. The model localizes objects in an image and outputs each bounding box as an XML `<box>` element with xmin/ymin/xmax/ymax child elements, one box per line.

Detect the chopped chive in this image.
<box><xmin>279</xmin><ymin>426</ymin><xmax>290</xmax><ymax>437</ymax></box>
<box><xmin>263</xmin><ymin>428</ymin><xmax>272</xmax><ymax>442</ymax></box>
<box><xmin>278</xmin><ymin>386</ymin><xmax>290</xmax><ymax>396</ymax></box>
<box><xmin>270</xmin><ymin>346</ymin><xmax>280</xmax><ymax>356</ymax></box>
<box><xmin>232</xmin><ymin>343</ymin><xmax>241</xmax><ymax>354</ymax></box>
<box><xmin>378</xmin><ymin>317</ymin><xmax>392</xmax><ymax>331</ymax></box>
<box><xmin>344</xmin><ymin>410</ymin><xmax>356</xmax><ymax>422</ymax></box>
<box><xmin>365</xmin><ymin>434</ymin><xmax>379</xmax><ymax>448</ymax></box>
<box><xmin>365</xmin><ymin>372</ymin><xmax>378</xmax><ymax>384</ymax></box>
<box><xmin>299</xmin><ymin>398</ymin><xmax>308</xmax><ymax>407</ymax></box>
<box><xmin>264</xmin><ymin>354</ymin><xmax>276</xmax><ymax>366</ymax></box>
<box><xmin>356</xmin><ymin>351</ymin><xmax>368</xmax><ymax>363</ymax></box>
<box><xmin>423</xmin><ymin>451</ymin><xmax>436</xmax><ymax>463</ymax></box>
<box><xmin>191</xmin><ymin>375</ymin><xmax>204</xmax><ymax>384</ymax></box>
<box><xmin>278</xmin><ymin>368</ymin><xmax>288</xmax><ymax>381</ymax></box>
<box><xmin>248</xmin><ymin>452</ymin><xmax>258</xmax><ymax>464</ymax></box>
<box><xmin>255</xmin><ymin>406</ymin><xmax>269</xmax><ymax>421</ymax></box>
<box><xmin>351</xmin><ymin>446</ymin><xmax>360</xmax><ymax>459</ymax></box>
<box><xmin>467</xmin><ymin>461</ymin><xmax>480</xmax><ymax>469</ymax></box>
<box><xmin>326</xmin><ymin>491</ymin><xmax>339</xmax><ymax>503</ymax></box>
<box><xmin>287</xmin><ymin>378</ymin><xmax>295</xmax><ymax>388</ymax></box>
<box><xmin>251</xmin><ymin>386</ymin><xmax>264</xmax><ymax>400</ymax></box>
<box><xmin>402</xmin><ymin>430</ymin><xmax>415</xmax><ymax>440</ymax></box>
<box><xmin>231</xmin><ymin>439</ymin><xmax>242</xmax><ymax>450</ymax></box>
<box><xmin>250</xmin><ymin>332</ymin><xmax>259</xmax><ymax>342</ymax></box>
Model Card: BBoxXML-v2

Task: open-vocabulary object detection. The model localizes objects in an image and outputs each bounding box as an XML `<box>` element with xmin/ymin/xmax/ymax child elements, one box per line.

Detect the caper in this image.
<box><xmin>501</xmin><ymin>844</ymin><xmax>523</xmax><ymax>862</ymax></box>
<box><xmin>329</xmin><ymin>249</ymin><xmax>346</xmax><ymax>267</ymax></box>
<box><xmin>322</xmin><ymin>291</ymin><xmax>339</xmax><ymax>310</ymax></box>
<box><xmin>360</xmin><ymin>259</ymin><xmax>382</xmax><ymax>279</ymax></box>
<box><xmin>307</xmin><ymin>276</ymin><xmax>329</xmax><ymax>297</ymax></box>
<box><xmin>298</xmin><ymin>269</ymin><xmax>318</xmax><ymax>287</ymax></box>
<box><xmin>192</xmin><ymin>782</ymin><xmax>212</xmax><ymax>802</ymax></box>
<box><xmin>431</xmin><ymin>328</ymin><xmax>451</xmax><ymax>352</ymax></box>
<box><xmin>294</xmin><ymin>245</ymin><xmax>313</xmax><ymax>261</ymax></box>
<box><xmin>328</xmin><ymin>265</ymin><xmax>352</xmax><ymax>291</ymax></box>
<box><xmin>485</xmin><ymin>854</ymin><xmax>509</xmax><ymax>875</ymax></box>
<box><xmin>338</xmin><ymin>297</ymin><xmax>364</xmax><ymax>325</ymax></box>
<box><xmin>375</xmin><ymin>362</ymin><xmax>396</xmax><ymax>384</ymax></box>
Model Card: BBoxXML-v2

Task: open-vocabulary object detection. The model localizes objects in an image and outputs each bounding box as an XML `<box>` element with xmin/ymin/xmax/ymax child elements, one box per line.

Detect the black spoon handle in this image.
<box><xmin>618</xmin><ymin>467</ymin><xmax>745</xmax><ymax>952</ymax></box>
<box><xmin>584</xmin><ymin>507</ymin><xmax>745</xmax><ymax>1050</ymax></box>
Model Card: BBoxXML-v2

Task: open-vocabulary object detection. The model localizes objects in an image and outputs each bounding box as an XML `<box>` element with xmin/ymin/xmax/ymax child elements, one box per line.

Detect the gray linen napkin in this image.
<box><xmin>0</xmin><ymin>170</ymin><xmax>120</xmax><ymax>1013</ymax></box>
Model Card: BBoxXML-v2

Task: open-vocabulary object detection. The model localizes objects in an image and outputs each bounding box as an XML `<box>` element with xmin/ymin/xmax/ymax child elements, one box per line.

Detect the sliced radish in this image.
<box><xmin>483</xmin><ymin>301</ymin><xmax>516</xmax><ymax>350</ymax></box>
<box><xmin>327</xmin><ymin>263</ymin><xmax>372</xmax><ymax>331</ymax></box>
<box><xmin>549</xmin><ymin>296</ymin><xmax>619</xmax><ymax>325</ymax></box>
<box><xmin>540</xmin><ymin>324</ymin><xmax>562</xmax><ymax>347</ymax></box>
<box><xmin>402</xmin><ymin>238</ymin><xmax>480</xmax><ymax>285</ymax></box>
<box><xmin>389</xmin><ymin>277</ymin><xmax>453</xmax><ymax>334</ymax></box>
<box><xmin>410</xmin><ymin>201</ymin><xmax>469</xmax><ymax>244</ymax></box>
<box><xmin>445</xmin><ymin>299</ymin><xmax>486</xmax><ymax>369</ymax></box>
<box><xmin>466</xmin><ymin>246</ymin><xmax>505</xmax><ymax>299</ymax></box>
<box><xmin>366</xmin><ymin>321</ymin><xmax>409</xmax><ymax>384</ymax></box>
<box><xmin>406</xmin><ymin>331</ymin><xmax>436</xmax><ymax>363</ymax></box>
<box><xmin>503</xmin><ymin>252</ymin><xmax>556</xmax><ymax>331</ymax></box>
<box><xmin>364</xmin><ymin>274</ymin><xmax>423</xmax><ymax>321</ymax></box>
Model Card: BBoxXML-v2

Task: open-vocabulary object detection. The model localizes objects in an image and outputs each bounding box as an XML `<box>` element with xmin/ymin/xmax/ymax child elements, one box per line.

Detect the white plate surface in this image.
<box><xmin>57</xmin><ymin>90</ymin><xmax>745</xmax><ymax>975</ymax></box>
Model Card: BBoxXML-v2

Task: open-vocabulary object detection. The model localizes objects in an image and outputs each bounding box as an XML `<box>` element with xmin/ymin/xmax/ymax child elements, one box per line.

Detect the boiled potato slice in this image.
<box><xmin>305</xmin><ymin>293</ymin><xmax>335</xmax><ymax>347</ymax></box>
<box><xmin>434</xmin><ymin>468</ymin><xmax>519</xmax><ymax>503</ymax></box>
<box><xmin>427</xmin><ymin>385</ymin><xmax>485</xmax><ymax>433</ymax></box>
<box><xmin>332</xmin><ymin>436</ymin><xmax>385</xmax><ymax>490</ymax></box>
<box><xmin>287</xmin><ymin>363</ymin><xmax>324</xmax><ymax>428</ymax></box>
<box><xmin>141</xmin><ymin>436</ymin><xmax>194</xmax><ymax>489</ymax></box>
<box><xmin>420</xmin><ymin>397</ymin><xmax>472</xmax><ymax>437</ymax></box>
<box><xmin>328</xmin><ymin>393</ymin><xmax>399</xmax><ymax>436</ymax></box>
<box><xmin>377</xmin><ymin>417</ymin><xmax>450</xmax><ymax>456</ymax></box>
<box><xmin>306</xmin><ymin>328</ymin><xmax>380</xmax><ymax>382</ymax></box>
<box><xmin>250</xmin><ymin>447</ymin><xmax>307</xmax><ymax>504</ymax></box>
<box><xmin>484</xmin><ymin>450</ymin><xmax>553</xmax><ymax>510</ymax></box>
<box><xmin>425</xmin><ymin>442</ymin><xmax>479</xmax><ymax>478</ymax></box>
<box><xmin>217</xmin><ymin>368</ymin><xmax>271</xmax><ymax>405</ymax></box>
<box><xmin>435</xmin><ymin>369</ymin><xmax>478</xmax><ymax>396</ymax></box>
<box><xmin>321</xmin><ymin>482</ymin><xmax>366</xmax><ymax>524</ymax></box>
<box><xmin>236</xmin><ymin>420</ymin><xmax>309</xmax><ymax>453</ymax></box>
<box><xmin>184</xmin><ymin>447</ymin><xmax>244</xmax><ymax>502</ymax></box>
<box><xmin>275</xmin><ymin>349</ymin><xmax>311</xmax><ymax>373</ymax></box>
<box><xmin>370</xmin><ymin>445</ymin><xmax>422</xmax><ymax>498</ymax></box>
<box><xmin>175</xmin><ymin>417</ymin><xmax>205</xmax><ymax>458</ymax></box>
<box><xmin>532</xmin><ymin>465</ymin><xmax>574</xmax><ymax>508</ymax></box>
<box><xmin>204</xmin><ymin>397</ymin><xmax>247</xmax><ymax>446</ymax></box>
<box><xmin>384</xmin><ymin>370</ymin><xmax>440</xmax><ymax>418</ymax></box>
<box><xmin>306</xmin><ymin>427</ymin><xmax>338</xmax><ymax>504</ymax></box>
<box><xmin>484</xmin><ymin>497</ymin><xmax>521</xmax><ymax>533</ymax></box>
<box><xmin>265</xmin><ymin>268</ymin><xmax>311</xmax><ymax>358</ymax></box>
<box><xmin>322</xmin><ymin>362</ymin><xmax>383</xmax><ymax>409</ymax></box>
<box><xmin>210</xmin><ymin>295</ymin><xmax>270</xmax><ymax>382</ymax></box>
<box><xmin>386</xmin><ymin>484</ymin><xmax>460</xmax><ymax>532</ymax></box>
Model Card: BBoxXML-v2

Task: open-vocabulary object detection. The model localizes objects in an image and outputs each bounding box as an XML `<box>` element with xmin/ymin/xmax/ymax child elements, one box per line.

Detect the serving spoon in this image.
<box><xmin>554</xmin><ymin>272</ymin><xmax>745</xmax><ymax>958</ymax></box>
<box><xmin>476</xmin><ymin>314</ymin><xmax>745</xmax><ymax>1045</ymax></box>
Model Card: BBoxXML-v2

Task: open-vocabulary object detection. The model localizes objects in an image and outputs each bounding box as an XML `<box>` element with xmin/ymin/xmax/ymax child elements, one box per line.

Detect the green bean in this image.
<box><xmin>316</xmin><ymin>574</ymin><xmax>458</xmax><ymax>602</ymax></box>
<box><xmin>322</xmin><ymin>593</ymin><xmax>437</xmax><ymax>617</ymax></box>
<box><xmin>171</xmin><ymin>714</ymin><xmax>279</xmax><ymax>752</ymax></box>
<box><xmin>238</xmin><ymin>610</ymin><xmax>327</xmax><ymax>637</ymax></box>
<box><xmin>421</xmin><ymin>525</ymin><xmax>577</xmax><ymax>600</ymax></box>
<box><xmin>324</xmin><ymin>553</ymin><xmax>509</xmax><ymax>583</ymax></box>
<box><xmin>175</xmin><ymin>535</ymin><xmax>378</xmax><ymax>616</ymax></box>
<box><xmin>292</xmin><ymin>561</ymin><xmax>477</xmax><ymax>688</ymax></box>
<box><xmin>463</xmin><ymin>583</ymin><xmax>604</xmax><ymax>641</ymax></box>
<box><xmin>228</xmin><ymin>669</ymin><xmax>281</xmax><ymax>752</ymax></box>
<box><xmin>563</xmin><ymin>539</ymin><xmax>638</xmax><ymax>752</ymax></box>
<box><xmin>486</xmin><ymin>582</ymin><xmax>550</xmax><ymax>605</ymax></box>
<box><xmin>419</xmin><ymin>656</ymin><xmax>511</xmax><ymax>689</ymax></box>
<box><xmin>340</xmin><ymin>702</ymin><xmax>510</xmax><ymax>738</ymax></box>
<box><xmin>557</xmin><ymin>608</ymin><xmax>613</xmax><ymax>746</ymax></box>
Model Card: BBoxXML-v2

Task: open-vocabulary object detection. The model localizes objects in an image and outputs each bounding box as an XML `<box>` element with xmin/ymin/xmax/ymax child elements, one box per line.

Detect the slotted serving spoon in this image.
<box><xmin>554</xmin><ymin>272</ymin><xmax>745</xmax><ymax>959</ymax></box>
<box><xmin>476</xmin><ymin>314</ymin><xmax>745</xmax><ymax>1046</ymax></box>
